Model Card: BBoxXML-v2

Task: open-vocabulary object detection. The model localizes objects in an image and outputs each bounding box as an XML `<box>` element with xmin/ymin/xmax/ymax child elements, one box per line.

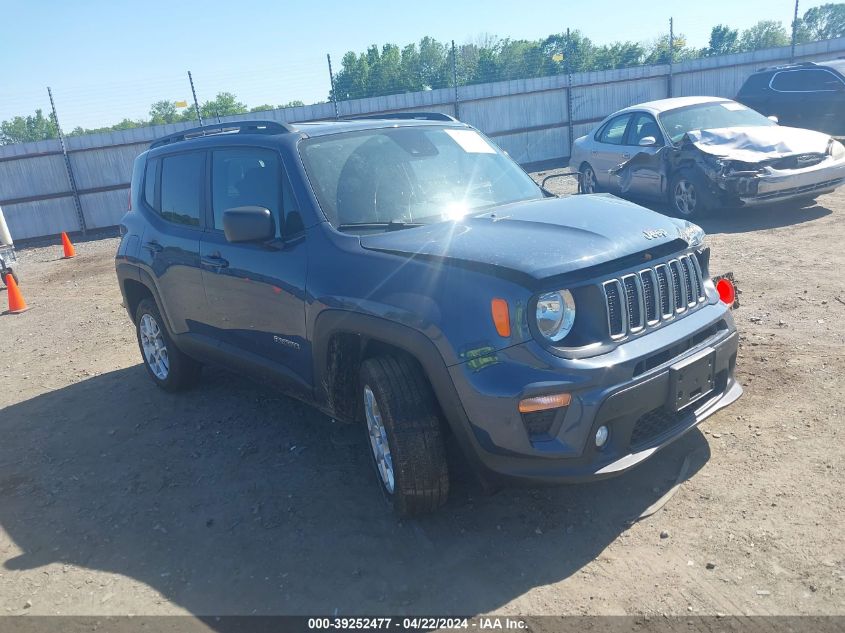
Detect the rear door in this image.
<box><xmin>199</xmin><ymin>146</ymin><xmax>310</xmax><ymax>392</ymax></box>
<box><xmin>589</xmin><ymin>114</ymin><xmax>633</xmax><ymax>190</ymax></box>
<box><xmin>137</xmin><ymin>151</ymin><xmax>209</xmax><ymax>336</ymax></box>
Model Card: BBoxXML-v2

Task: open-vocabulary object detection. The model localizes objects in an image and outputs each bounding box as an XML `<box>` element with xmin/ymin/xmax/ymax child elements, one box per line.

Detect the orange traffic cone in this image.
<box><xmin>4</xmin><ymin>274</ymin><xmax>29</xmax><ymax>314</ymax></box>
<box><xmin>61</xmin><ymin>232</ymin><xmax>76</xmax><ymax>258</ymax></box>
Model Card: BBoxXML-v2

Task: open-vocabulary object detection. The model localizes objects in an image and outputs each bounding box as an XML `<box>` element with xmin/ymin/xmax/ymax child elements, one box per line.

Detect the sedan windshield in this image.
<box><xmin>659</xmin><ymin>101</ymin><xmax>775</xmax><ymax>144</ymax></box>
<box><xmin>299</xmin><ymin>126</ymin><xmax>543</xmax><ymax>231</ymax></box>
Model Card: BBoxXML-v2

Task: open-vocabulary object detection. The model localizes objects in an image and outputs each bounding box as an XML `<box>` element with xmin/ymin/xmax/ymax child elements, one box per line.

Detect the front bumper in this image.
<box><xmin>447</xmin><ymin>302</ymin><xmax>741</xmax><ymax>484</ymax></box>
<box><xmin>731</xmin><ymin>155</ymin><xmax>845</xmax><ymax>205</ymax></box>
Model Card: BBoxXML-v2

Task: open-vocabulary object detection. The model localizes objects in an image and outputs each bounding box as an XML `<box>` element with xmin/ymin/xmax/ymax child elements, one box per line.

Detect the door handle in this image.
<box><xmin>142</xmin><ymin>240</ymin><xmax>163</xmax><ymax>253</ymax></box>
<box><xmin>591</xmin><ymin>150</ymin><xmax>598</xmax><ymax>156</ymax></box>
<box><xmin>201</xmin><ymin>254</ymin><xmax>229</xmax><ymax>269</ymax></box>
<box><xmin>622</xmin><ymin>153</ymin><xmax>631</xmax><ymax>159</ymax></box>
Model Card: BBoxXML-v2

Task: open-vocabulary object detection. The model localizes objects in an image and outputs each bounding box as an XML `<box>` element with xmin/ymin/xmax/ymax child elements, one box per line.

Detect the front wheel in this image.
<box><xmin>360</xmin><ymin>356</ymin><xmax>449</xmax><ymax>516</ymax></box>
<box><xmin>668</xmin><ymin>169</ymin><xmax>712</xmax><ymax>219</ymax></box>
<box><xmin>134</xmin><ymin>298</ymin><xmax>201</xmax><ymax>392</ymax></box>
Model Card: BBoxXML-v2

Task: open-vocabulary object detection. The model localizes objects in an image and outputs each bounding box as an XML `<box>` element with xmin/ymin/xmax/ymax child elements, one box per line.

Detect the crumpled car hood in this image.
<box><xmin>359</xmin><ymin>195</ymin><xmax>691</xmax><ymax>284</ymax></box>
<box><xmin>685</xmin><ymin>125</ymin><xmax>832</xmax><ymax>163</ymax></box>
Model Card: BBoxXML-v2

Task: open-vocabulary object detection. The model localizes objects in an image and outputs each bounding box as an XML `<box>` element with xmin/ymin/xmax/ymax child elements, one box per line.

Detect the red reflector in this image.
<box><xmin>716</xmin><ymin>278</ymin><xmax>735</xmax><ymax>305</ymax></box>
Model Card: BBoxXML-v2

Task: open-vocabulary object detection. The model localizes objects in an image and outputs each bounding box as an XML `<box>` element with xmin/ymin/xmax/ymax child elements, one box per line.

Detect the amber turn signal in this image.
<box><xmin>491</xmin><ymin>298</ymin><xmax>511</xmax><ymax>337</ymax></box>
<box><xmin>518</xmin><ymin>393</ymin><xmax>572</xmax><ymax>414</ymax></box>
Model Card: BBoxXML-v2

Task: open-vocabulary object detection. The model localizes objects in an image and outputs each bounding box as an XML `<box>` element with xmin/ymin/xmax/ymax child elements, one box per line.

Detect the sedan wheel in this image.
<box><xmin>580</xmin><ymin>164</ymin><xmax>598</xmax><ymax>194</ymax></box>
<box><xmin>673</xmin><ymin>178</ymin><xmax>698</xmax><ymax>216</ymax></box>
<box><xmin>363</xmin><ymin>384</ymin><xmax>395</xmax><ymax>493</ymax></box>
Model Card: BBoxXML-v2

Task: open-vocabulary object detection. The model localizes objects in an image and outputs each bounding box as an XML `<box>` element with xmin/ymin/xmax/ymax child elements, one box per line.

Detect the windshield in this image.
<box><xmin>658</xmin><ymin>101</ymin><xmax>776</xmax><ymax>144</ymax></box>
<box><xmin>299</xmin><ymin>126</ymin><xmax>543</xmax><ymax>231</ymax></box>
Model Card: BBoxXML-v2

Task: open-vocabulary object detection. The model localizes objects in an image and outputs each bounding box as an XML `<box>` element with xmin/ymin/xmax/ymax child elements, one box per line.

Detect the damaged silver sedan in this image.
<box><xmin>570</xmin><ymin>96</ymin><xmax>845</xmax><ymax>218</ymax></box>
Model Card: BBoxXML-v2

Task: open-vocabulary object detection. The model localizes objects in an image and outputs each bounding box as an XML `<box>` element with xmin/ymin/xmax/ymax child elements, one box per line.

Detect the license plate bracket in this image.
<box><xmin>669</xmin><ymin>347</ymin><xmax>716</xmax><ymax>412</ymax></box>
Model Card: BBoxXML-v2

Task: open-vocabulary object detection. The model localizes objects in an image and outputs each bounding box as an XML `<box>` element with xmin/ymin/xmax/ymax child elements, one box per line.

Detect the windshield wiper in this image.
<box><xmin>337</xmin><ymin>220</ymin><xmax>424</xmax><ymax>232</ymax></box>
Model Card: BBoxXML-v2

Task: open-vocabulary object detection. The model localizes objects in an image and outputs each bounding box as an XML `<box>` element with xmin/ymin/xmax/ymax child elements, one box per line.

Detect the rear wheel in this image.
<box><xmin>579</xmin><ymin>162</ymin><xmax>599</xmax><ymax>194</ymax></box>
<box><xmin>134</xmin><ymin>298</ymin><xmax>201</xmax><ymax>392</ymax></box>
<box><xmin>1</xmin><ymin>270</ymin><xmax>19</xmax><ymax>287</ymax></box>
<box><xmin>360</xmin><ymin>355</ymin><xmax>449</xmax><ymax>516</ymax></box>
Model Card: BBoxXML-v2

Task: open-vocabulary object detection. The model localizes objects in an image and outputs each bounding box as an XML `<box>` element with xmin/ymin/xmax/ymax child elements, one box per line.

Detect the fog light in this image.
<box><xmin>595</xmin><ymin>425</ymin><xmax>609</xmax><ymax>448</ymax></box>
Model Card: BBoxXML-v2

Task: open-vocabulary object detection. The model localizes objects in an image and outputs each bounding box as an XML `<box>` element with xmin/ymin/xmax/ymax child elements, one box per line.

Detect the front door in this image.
<box><xmin>199</xmin><ymin>146</ymin><xmax>310</xmax><ymax>392</ymax></box>
<box><xmin>622</xmin><ymin>112</ymin><xmax>666</xmax><ymax>199</ymax></box>
<box><xmin>589</xmin><ymin>113</ymin><xmax>633</xmax><ymax>191</ymax></box>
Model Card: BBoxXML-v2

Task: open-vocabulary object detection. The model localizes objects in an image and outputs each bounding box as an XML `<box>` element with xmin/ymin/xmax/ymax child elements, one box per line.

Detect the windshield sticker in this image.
<box><xmin>445</xmin><ymin>129</ymin><xmax>497</xmax><ymax>154</ymax></box>
<box><xmin>720</xmin><ymin>102</ymin><xmax>746</xmax><ymax>111</ymax></box>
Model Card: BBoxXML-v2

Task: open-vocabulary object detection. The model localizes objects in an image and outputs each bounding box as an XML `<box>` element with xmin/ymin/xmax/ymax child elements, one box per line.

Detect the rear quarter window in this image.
<box><xmin>771</xmin><ymin>69</ymin><xmax>845</xmax><ymax>92</ymax></box>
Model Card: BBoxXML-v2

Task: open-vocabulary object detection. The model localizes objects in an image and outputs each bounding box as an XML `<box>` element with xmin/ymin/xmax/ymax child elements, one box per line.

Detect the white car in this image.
<box><xmin>569</xmin><ymin>96</ymin><xmax>845</xmax><ymax>218</ymax></box>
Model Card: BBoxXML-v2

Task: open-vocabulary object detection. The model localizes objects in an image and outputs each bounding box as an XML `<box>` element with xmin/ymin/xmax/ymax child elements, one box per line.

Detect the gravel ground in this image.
<box><xmin>0</xmin><ymin>173</ymin><xmax>842</xmax><ymax>617</ymax></box>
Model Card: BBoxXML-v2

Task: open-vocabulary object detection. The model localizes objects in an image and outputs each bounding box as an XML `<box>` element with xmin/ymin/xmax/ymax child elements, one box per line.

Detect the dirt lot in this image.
<box><xmin>0</xmin><ymin>174</ymin><xmax>843</xmax><ymax>618</ymax></box>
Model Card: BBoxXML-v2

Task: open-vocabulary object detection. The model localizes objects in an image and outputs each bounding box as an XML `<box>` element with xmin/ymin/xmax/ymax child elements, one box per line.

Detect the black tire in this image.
<box><xmin>359</xmin><ymin>355</ymin><xmax>449</xmax><ymax>516</ymax></box>
<box><xmin>668</xmin><ymin>168</ymin><xmax>713</xmax><ymax>220</ymax></box>
<box><xmin>1</xmin><ymin>270</ymin><xmax>19</xmax><ymax>287</ymax></box>
<box><xmin>134</xmin><ymin>298</ymin><xmax>201</xmax><ymax>392</ymax></box>
<box><xmin>579</xmin><ymin>162</ymin><xmax>600</xmax><ymax>194</ymax></box>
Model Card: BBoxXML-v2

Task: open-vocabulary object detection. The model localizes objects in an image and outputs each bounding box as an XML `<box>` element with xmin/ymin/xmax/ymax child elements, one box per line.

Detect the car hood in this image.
<box><xmin>684</xmin><ymin>125</ymin><xmax>832</xmax><ymax>163</ymax></box>
<box><xmin>359</xmin><ymin>195</ymin><xmax>692</xmax><ymax>284</ymax></box>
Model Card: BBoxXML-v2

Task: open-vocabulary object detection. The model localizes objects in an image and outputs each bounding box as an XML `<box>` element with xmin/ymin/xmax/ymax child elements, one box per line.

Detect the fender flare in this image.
<box><xmin>312</xmin><ymin>309</ymin><xmax>489</xmax><ymax>475</ymax></box>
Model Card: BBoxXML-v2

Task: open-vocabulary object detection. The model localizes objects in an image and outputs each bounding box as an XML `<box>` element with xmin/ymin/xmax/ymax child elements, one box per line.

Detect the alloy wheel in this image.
<box><xmin>363</xmin><ymin>385</ymin><xmax>395</xmax><ymax>493</ymax></box>
<box><xmin>673</xmin><ymin>179</ymin><xmax>698</xmax><ymax>216</ymax></box>
<box><xmin>139</xmin><ymin>313</ymin><xmax>170</xmax><ymax>380</ymax></box>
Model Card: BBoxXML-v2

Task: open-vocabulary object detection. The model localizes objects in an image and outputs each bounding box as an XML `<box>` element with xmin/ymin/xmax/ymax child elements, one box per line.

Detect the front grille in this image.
<box><xmin>603</xmin><ymin>254</ymin><xmax>705</xmax><ymax>339</ymax></box>
<box><xmin>630</xmin><ymin>408</ymin><xmax>687</xmax><ymax>449</ymax></box>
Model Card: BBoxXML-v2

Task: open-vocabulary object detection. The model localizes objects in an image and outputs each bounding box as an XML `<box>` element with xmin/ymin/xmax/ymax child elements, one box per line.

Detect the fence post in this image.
<box><xmin>667</xmin><ymin>17</ymin><xmax>674</xmax><ymax>98</ymax></box>
<box><xmin>565</xmin><ymin>28</ymin><xmax>574</xmax><ymax>158</ymax></box>
<box><xmin>451</xmin><ymin>40</ymin><xmax>460</xmax><ymax>120</ymax></box>
<box><xmin>327</xmin><ymin>54</ymin><xmax>340</xmax><ymax>120</ymax></box>
<box><xmin>47</xmin><ymin>87</ymin><xmax>86</xmax><ymax>235</ymax></box>
<box><xmin>790</xmin><ymin>0</ymin><xmax>800</xmax><ymax>61</ymax></box>
<box><xmin>188</xmin><ymin>71</ymin><xmax>204</xmax><ymax>127</ymax></box>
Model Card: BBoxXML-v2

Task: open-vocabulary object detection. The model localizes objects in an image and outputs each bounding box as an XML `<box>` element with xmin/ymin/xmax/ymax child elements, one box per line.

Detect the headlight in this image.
<box><xmin>678</xmin><ymin>221</ymin><xmax>706</xmax><ymax>248</ymax></box>
<box><xmin>829</xmin><ymin>140</ymin><xmax>845</xmax><ymax>160</ymax></box>
<box><xmin>536</xmin><ymin>290</ymin><xmax>576</xmax><ymax>342</ymax></box>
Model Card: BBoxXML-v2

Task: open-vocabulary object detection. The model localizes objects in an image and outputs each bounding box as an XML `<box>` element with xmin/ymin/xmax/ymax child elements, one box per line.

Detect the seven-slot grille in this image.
<box><xmin>603</xmin><ymin>254</ymin><xmax>705</xmax><ymax>338</ymax></box>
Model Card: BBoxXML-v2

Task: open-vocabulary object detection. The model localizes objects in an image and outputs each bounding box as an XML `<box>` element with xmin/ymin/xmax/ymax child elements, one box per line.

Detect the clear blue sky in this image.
<box><xmin>0</xmin><ymin>0</ymin><xmax>826</xmax><ymax>130</ymax></box>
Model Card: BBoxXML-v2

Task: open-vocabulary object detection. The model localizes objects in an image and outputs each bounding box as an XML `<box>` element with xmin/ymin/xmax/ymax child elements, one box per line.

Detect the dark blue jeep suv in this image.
<box><xmin>115</xmin><ymin>115</ymin><xmax>742</xmax><ymax>516</ymax></box>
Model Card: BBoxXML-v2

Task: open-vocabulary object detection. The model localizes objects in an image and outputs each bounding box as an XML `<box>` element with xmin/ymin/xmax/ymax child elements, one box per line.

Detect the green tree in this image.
<box><xmin>149</xmin><ymin>100</ymin><xmax>181</xmax><ymax>125</ymax></box>
<box><xmin>705</xmin><ymin>25</ymin><xmax>739</xmax><ymax>56</ymax></box>
<box><xmin>799</xmin><ymin>3</ymin><xmax>845</xmax><ymax>40</ymax></box>
<box><xmin>739</xmin><ymin>20</ymin><xmax>790</xmax><ymax>51</ymax></box>
<box><xmin>645</xmin><ymin>33</ymin><xmax>696</xmax><ymax>65</ymax></box>
<box><xmin>0</xmin><ymin>109</ymin><xmax>58</xmax><ymax>145</ymax></box>
<box><xmin>197</xmin><ymin>92</ymin><xmax>248</xmax><ymax>120</ymax></box>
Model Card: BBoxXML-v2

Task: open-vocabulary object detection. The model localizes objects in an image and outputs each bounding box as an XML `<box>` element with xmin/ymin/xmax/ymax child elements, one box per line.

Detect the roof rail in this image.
<box><xmin>150</xmin><ymin>120</ymin><xmax>294</xmax><ymax>149</ymax></box>
<box><xmin>345</xmin><ymin>112</ymin><xmax>459</xmax><ymax>122</ymax></box>
<box><xmin>756</xmin><ymin>61</ymin><xmax>816</xmax><ymax>72</ymax></box>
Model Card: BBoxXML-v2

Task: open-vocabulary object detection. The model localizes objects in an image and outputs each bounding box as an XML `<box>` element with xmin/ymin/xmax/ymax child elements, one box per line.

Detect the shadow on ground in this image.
<box><xmin>0</xmin><ymin>364</ymin><xmax>709</xmax><ymax>615</ymax></box>
<box><xmin>625</xmin><ymin>196</ymin><xmax>833</xmax><ymax>234</ymax></box>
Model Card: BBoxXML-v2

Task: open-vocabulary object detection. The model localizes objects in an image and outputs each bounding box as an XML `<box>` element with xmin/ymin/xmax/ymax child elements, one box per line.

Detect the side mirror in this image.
<box><xmin>222</xmin><ymin>206</ymin><xmax>274</xmax><ymax>243</ymax></box>
<box><xmin>638</xmin><ymin>136</ymin><xmax>658</xmax><ymax>147</ymax></box>
<box><xmin>767</xmin><ymin>115</ymin><xmax>779</xmax><ymax>124</ymax></box>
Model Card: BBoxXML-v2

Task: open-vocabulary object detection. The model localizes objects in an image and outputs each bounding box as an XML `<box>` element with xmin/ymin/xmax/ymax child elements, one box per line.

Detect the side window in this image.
<box><xmin>143</xmin><ymin>158</ymin><xmax>158</xmax><ymax>210</ymax></box>
<box><xmin>159</xmin><ymin>153</ymin><xmax>204</xmax><ymax>227</ymax></box>
<box><xmin>212</xmin><ymin>148</ymin><xmax>282</xmax><ymax>236</ymax></box>
<box><xmin>211</xmin><ymin>148</ymin><xmax>303</xmax><ymax>238</ymax></box>
<box><xmin>597</xmin><ymin>115</ymin><xmax>632</xmax><ymax>145</ymax></box>
<box><xmin>771</xmin><ymin>69</ymin><xmax>845</xmax><ymax>92</ymax></box>
<box><xmin>626</xmin><ymin>113</ymin><xmax>663</xmax><ymax>146</ymax></box>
